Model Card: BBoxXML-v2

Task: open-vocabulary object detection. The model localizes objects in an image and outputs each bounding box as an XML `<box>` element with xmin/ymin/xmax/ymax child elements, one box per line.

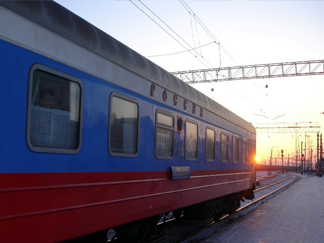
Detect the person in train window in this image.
<box><xmin>38</xmin><ymin>89</ymin><xmax>55</xmax><ymax>109</ymax></box>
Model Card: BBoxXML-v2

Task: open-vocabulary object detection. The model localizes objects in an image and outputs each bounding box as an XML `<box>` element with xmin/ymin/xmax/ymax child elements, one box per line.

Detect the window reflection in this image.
<box><xmin>28</xmin><ymin>69</ymin><xmax>81</xmax><ymax>150</ymax></box>
<box><xmin>185</xmin><ymin>121</ymin><xmax>198</xmax><ymax>159</ymax></box>
<box><xmin>109</xmin><ymin>96</ymin><xmax>138</xmax><ymax>154</ymax></box>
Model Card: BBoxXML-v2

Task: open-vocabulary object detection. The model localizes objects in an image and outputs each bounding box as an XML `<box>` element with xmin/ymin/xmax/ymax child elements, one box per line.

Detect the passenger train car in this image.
<box><xmin>0</xmin><ymin>1</ymin><xmax>256</xmax><ymax>242</ymax></box>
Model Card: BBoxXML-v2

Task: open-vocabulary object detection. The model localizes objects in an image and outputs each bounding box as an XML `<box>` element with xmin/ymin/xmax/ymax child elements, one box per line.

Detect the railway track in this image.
<box><xmin>148</xmin><ymin>173</ymin><xmax>299</xmax><ymax>243</ymax></box>
<box><xmin>256</xmin><ymin>172</ymin><xmax>279</xmax><ymax>181</ymax></box>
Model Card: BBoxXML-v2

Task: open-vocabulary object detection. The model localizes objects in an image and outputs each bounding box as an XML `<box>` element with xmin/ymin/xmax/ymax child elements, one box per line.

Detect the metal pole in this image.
<box><xmin>301</xmin><ymin>141</ymin><xmax>303</xmax><ymax>175</ymax></box>
<box><xmin>310</xmin><ymin>148</ymin><xmax>313</xmax><ymax>171</ymax></box>
<box><xmin>317</xmin><ymin>133</ymin><xmax>319</xmax><ymax>165</ymax></box>
<box><xmin>288</xmin><ymin>154</ymin><xmax>289</xmax><ymax>167</ymax></box>
<box><xmin>295</xmin><ymin>126</ymin><xmax>298</xmax><ymax>173</ymax></box>
<box><xmin>281</xmin><ymin>151</ymin><xmax>284</xmax><ymax>174</ymax></box>
<box><xmin>281</xmin><ymin>154</ymin><xmax>283</xmax><ymax>166</ymax></box>
<box><xmin>305</xmin><ymin>133</ymin><xmax>307</xmax><ymax>172</ymax></box>
<box><xmin>320</xmin><ymin>134</ymin><xmax>323</xmax><ymax>177</ymax></box>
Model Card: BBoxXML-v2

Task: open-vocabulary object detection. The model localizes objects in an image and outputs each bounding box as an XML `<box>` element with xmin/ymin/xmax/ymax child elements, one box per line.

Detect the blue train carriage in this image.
<box><xmin>0</xmin><ymin>1</ymin><xmax>256</xmax><ymax>242</ymax></box>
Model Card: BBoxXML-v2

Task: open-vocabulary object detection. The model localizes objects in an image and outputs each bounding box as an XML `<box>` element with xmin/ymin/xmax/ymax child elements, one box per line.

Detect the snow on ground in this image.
<box><xmin>200</xmin><ymin>174</ymin><xmax>324</xmax><ymax>243</ymax></box>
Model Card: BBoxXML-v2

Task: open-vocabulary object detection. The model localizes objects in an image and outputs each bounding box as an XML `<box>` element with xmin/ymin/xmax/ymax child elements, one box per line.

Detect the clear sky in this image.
<box><xmin>55</xmin><ymin>0</ymin><xmax>324</xmax><ymax>165</ymax></box>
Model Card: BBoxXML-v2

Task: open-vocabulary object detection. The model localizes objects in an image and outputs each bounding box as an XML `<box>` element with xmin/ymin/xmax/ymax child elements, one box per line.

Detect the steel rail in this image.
<box><xmin>144</xmin><ymin>174</ymin><xmax>299</xmax><ymax>243</ymax></box>
<box><xmin>254</xmin><ymin>174</ymin><xmax>293</xmax><ymax>192</ymax></box>
<box><xmin>237</xmin><ymin>174</ymin><xmax>299</xmax><ymax>212</ymax></box>
<box><xmin>173</xmin><ymin>174</ymin><xmax>299</xmax><ymax>243</ymax></box>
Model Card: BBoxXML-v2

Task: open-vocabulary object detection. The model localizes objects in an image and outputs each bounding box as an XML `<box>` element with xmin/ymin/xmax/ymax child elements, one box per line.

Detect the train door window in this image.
<box><xmin>206</xmin><ymin>128</ymin><xmax>215</xmax><ymax>161</ymax></box>
<box><xmin>242</xmin><ymin>141</ymin><xmax>248</xmax><ymax>163</ymax></box>
<box><xmin>221</xmin><ymin>133</ymin><xmax>228</xmax><ymax>162</ymax></box>
<box><xmin>185</xmin><ymin>121</ymin><xmax>198</xmax><ymax>160</ymax></box>
<box><xmin>109</xmin><ymin>94</ymin><xmax>139</xmax><ymax>156</ymax></box>
<box><xmin>155</xmin><ymin>111</ymin><xmax>174</xmax><ymax>159</ymax></box>
<box><xmin>233</xmin><ymin>137</ymin><xmax>239</xmax><ymax>163</ymax></box>
<box><xmin>27</xmin><ymin>65</ymin><xmax>82</xmax><ymax>154</ymax></box>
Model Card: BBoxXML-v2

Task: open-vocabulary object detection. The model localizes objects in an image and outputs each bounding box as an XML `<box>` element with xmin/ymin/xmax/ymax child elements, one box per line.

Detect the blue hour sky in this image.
<box><xmin>55</xmin><ymin>0</ymin><xmax>324</xmax><ymax>163</ymax></box>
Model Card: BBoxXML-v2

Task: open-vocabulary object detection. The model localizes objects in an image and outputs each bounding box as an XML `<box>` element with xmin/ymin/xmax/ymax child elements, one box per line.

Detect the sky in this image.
<box><xmin>55</xmin><ymin>0</ymin><xmax>324</xmax><ymax>165</ymax></box>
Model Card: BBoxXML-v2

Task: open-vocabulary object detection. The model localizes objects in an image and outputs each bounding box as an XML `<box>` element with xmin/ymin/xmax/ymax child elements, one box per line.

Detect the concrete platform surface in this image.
<box><xmin>202</xmin><ymin>175</ymin><xmax>324</xmax><ymax>243</ymax></box>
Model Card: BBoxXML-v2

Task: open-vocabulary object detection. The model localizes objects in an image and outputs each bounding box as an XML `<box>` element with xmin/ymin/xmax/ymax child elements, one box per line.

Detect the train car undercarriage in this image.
<box><xmin>105</xmin><ymin>189</ymin><xmax>255</xmax><ymax>242</ymax></box>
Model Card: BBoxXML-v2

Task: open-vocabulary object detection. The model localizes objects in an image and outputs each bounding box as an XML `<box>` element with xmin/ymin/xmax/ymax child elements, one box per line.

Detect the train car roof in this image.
<box><xmin>1</xmin><ymin>0</ymin><xmax>255</xmax><ymax>134</ymax></box>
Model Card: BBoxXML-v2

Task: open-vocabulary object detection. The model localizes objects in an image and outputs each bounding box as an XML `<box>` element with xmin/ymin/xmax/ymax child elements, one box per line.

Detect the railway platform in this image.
<box><xmin>202</xmin><ymin>174</ymin><xmax>324</xmax><ymax>243</ymax></box>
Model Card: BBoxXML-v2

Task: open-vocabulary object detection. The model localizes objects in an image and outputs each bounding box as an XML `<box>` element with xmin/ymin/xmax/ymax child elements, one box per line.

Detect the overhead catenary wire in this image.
<box><xmin>190</xmin><ymin>9</ymin><xmax>203</xmax><ymax>58</ymax></box>
<box><xmin>129</xmin><ymin>0</ymin><xmax>215</xmax><ymax>69</ymax></box>
<box><xmin>146</xmin><ymin>41</ymin><xmax>216</xmax><ymax>57</ymax></box>
<box><xmin>130</xmin><ymin>0</ymin><xmax>275</xmax><ymax>119</ymax></box>
<box><xmin>178</xmin><ymin>1</ymin><xmax>279</xmax><ymax>118</ymax></box>
<box><xmin>178</xmin><ymin>0</ymin><xmax>238</xmax><ymax>67</ymax></box>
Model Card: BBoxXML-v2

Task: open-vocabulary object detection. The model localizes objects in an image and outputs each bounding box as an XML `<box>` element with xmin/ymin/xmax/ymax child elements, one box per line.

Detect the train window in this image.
<box><xmin>27</xmin><ymin>65</ymin><xmax>82</xmax><ymax>154</ymax></box>
<box><xmin>185</xmin><ymin>121</ymin><xmax>198</xmax><ymax>160</ymax></box>
<box><xmin>155</xmin><ymin>111</ymin><xmax>174</xmax><ymax>159</ymax></box>
<box><xmin>221</xmin><ymin>133</ymin><xmax>228</xmax><ymax>162</ymax></box>
<box><xmin>233</xmin><ymin>137</ymin><xmax>239</xmax><ymax>163</ymax></box>
<box><xmin>109</xmin><ymin>95</ymin><xmax>139</xmax><ymax>156</ymax></box>
<box><xmin>206</xmin><ymin>128</ymin><xmax>215</xmax><ymax>161</ymax></box>
<box><xmin>242</xmin><ymin>141</ymin><xmax>248</xmax><ymax>163</ymax></box>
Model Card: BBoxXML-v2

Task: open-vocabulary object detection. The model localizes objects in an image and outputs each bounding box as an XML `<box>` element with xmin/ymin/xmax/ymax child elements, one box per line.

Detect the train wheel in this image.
<box><xmin>226</xmin><ymin>193</ymin><xmax>241</xmax><ymax>214</ymax></box>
